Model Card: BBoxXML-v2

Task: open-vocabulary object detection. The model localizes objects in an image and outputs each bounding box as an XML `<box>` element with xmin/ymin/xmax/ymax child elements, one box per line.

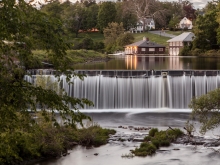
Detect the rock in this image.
<box><xmin>173</xmin><ymin>148</ymin><xmax>180</xmax><ymax>150</ymax></box>
<box><xmin>94</xmin><ymin>153</ymin><xmax>98</xmax><ymax>156</ymax></box>
<box><xmin>128</xmin><ymin>126</ymin><xmax>134</xmax><ymax>129</ymax></box>
<box><xmin>204</xmin><ymin>141</ymin><xmax>220</xmax><ymax>147</ymax></box>
<box><xmin>133</xmin><ymin>137</ymin><xmax>144</xmax><ymax>142</ymax></box>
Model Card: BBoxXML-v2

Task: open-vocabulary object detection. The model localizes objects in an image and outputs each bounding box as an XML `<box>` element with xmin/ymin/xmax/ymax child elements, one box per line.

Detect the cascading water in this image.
<box><xmin>24</xmin><ymin>70</ymin><xmax>220</xmax><ymax>109</ymax></box>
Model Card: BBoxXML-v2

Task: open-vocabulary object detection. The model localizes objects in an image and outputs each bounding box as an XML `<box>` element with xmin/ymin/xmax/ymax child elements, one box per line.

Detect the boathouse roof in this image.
<box><xmin>167</xmin><ymin>32</ymin><xmax>195</xmax><ymax>42</ymax></box>
<box><xmin>125</xmin><ymin>37</ymin><xmax>165</xmax><ymax>48</ymax></box>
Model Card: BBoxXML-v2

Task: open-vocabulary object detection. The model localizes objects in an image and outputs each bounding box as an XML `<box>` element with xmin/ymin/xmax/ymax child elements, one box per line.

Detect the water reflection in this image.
<box><xmin>74</xmin><ymin>55</ymin><xmax>220</xmax><ymax>70</ymax></box>
<box><xmin>125</xmin><ymin>55</ymin><xmax>186</xmax><ymax>70</ymax></box>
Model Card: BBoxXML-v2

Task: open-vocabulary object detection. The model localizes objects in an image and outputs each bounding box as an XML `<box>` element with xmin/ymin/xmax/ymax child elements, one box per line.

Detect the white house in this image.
<box><xmin>130</xmin><ymin>18</ymin><xmax>155</xmax><ymax>33</ymax></box>
<box><xmin>167</xmin><ymin>32</ymin><xmax>195</xmax><ymax>56</ymax></box>
<box><xmin>179</xmin><ymin>17</ymin><xmax>193</xmax><ymax>29</ymax></box>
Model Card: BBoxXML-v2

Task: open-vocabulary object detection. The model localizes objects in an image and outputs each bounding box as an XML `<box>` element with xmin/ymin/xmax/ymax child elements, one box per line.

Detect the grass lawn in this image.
<box><xmin>32</xmin><ymin>49</ymin><xmax>107</xmax><ymax>65</ymax></box>
<box><xmin>66</xmin><ymin>32</ymin><xmax>104</xmax><ymax>43</ymax></box>
<box><xmin>133</xmin><ymin>32</ymin><xmax>170</xmax><ymax>46</ymax></box>
<box><xmin>67</xmin><ymin>31</ymin><xmax>170</xmax><ymax>46</ymax></box>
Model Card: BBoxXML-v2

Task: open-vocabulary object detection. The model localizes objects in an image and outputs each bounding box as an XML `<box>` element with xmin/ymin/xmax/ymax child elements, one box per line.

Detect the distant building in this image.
<box><xmin>167</xmin><ymin>32</ymin><xmax>195</xmax><ymax>56</ymax></box>
<box><xmin>130</xmin><ymin>18</ymin><xmax>155</xmax><ymax>33</ymax></box>
<box><xmin>125</xmin><ymin>37</ymin><xmax>166</xmax><ymax>55</ymax></box>
<box><xmin>179</xmin><ymin>17</ymin><xmax>193</xmax><ymax>30</ymax></box>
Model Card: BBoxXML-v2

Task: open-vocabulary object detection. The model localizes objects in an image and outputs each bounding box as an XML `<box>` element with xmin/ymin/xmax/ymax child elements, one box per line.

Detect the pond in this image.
<box><xmin>73</xmin><ymin>55</ymin><xmax>220</xmax><ymax>70</ymax></box>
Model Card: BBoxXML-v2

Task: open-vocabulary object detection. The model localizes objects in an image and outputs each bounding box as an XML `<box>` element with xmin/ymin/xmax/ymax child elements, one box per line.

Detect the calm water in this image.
<box><xmin>73</xmin><ymin>55</ymin><xmax>220</xmax><ymax>70</ymax></box>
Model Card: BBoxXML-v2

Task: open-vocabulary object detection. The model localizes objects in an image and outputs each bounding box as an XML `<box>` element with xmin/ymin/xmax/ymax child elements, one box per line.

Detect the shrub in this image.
<box><xmin>77</xmin><ymin>125</ymin><xmax>116</xmax><ymax>147</ymax></box>
<box><xmin>132</xmin><ymin>128</ymin><xmax>183</xmax><ymax>157</ymax></box>
<box><xmin>179</xmin><ymin>46</ymin><xmax>191</xmax><ymax>56</ymax></box>
<box><xmin>151</xmin><ymin>139</ymin><xmax>160</xmax><ymax>149</ymax></box>
<box><xmin>149</xmin><ymin>128</ymin><xmax>158</xmax><ymax>137</ymax></box>
<box><xmin>206</xmin><ymin>49</ymin><xmax>218</xmax><ymax>56</ymax></box>
<box><xmin>132</xmin><ymin>142</ymin><xmax>156</xmax><ymax>156</ymax></box>
<box><xmin>144</xmin><ymin>135</ymin><xmax>151</xmax><ymax>142</ymax></box>
<box><xmin>190</xmin><ymin>48</ymin><xmax>203</xmax><ymax>56</ymax></box>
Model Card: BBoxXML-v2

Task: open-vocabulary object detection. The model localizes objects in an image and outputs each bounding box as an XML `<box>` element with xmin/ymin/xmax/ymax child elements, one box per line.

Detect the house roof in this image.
<box><xmin>137</xmin><ymin>18</ymin><xmax>154</xmax><ymax>25</ymax></box>
<box><xmin>167</xmin><ymin>32</ymin><xmax>195</xmax><ymax>42</ymax></box>
<box><xmin>125</xmin><ymin>38</ymin><xmax>165</xmax><ymax>48</ymax></box>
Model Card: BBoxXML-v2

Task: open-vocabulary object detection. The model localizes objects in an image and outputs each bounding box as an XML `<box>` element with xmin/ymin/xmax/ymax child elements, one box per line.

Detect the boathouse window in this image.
<box><xmin>141</xmin><ymin>48</ymin><xmax>146</xmax><ymax>51</ymax></box>
<box><xmin>149</xmin><ymin>48</ymin><xmax>155</xmax><ymax>51</ymax></box>
<box><xmin>159</xmin><ymin>48</ymin><xmax>163</xmax><ymax>51</ymax></box>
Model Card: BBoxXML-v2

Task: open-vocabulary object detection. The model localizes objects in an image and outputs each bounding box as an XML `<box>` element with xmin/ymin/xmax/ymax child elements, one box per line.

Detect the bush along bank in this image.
<box><xmin>0</xmin><ymin>119</ymin><xmax>116</xmax><ymax>165</ymax></box>
<box><xmin>131</xmin><ymin>128</ymin><xmax>184</xmax><ymax>157</ymax></box>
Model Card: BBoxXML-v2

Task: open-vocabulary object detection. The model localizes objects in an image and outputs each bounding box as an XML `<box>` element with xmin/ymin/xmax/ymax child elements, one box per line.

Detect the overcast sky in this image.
<box><xmin>159</xmin><ymin>0</ymin><xmax>210</xmax><ymax>9</ymax></box>
<box><xmin>32</xmin><ymin>0</ymin><xmax>210</xmax><ymax>9</ymax></box>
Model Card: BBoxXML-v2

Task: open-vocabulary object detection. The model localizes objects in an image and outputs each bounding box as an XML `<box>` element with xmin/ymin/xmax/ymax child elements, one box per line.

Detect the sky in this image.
<box><xmin>70</xmin><ymin>0</ymin><xmax>210</xmax><ymax>9</ymax></box>
<box><xmin>31</xmin><ymin>0</ymin><xmax>210</xmax><ymax>9</ymax></box>
<box><xmin>159</xmin><ymin>0</ymin><xmax>209</xmax><ymax>9</ymax></box>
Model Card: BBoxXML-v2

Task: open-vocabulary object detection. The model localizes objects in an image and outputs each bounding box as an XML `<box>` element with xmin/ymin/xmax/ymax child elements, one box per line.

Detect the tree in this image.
<box><xmin>0</xmin><ymin>0</ymin><xmax>92</xmax><ymax>163</ymax></box>
<box><xmin>168</xmin><ymin>14</ymin><xmax>180</xmax><ymax>31</ymax></box>
<box><xmin>62</xmin><ymin>2</ymin><xmax>87</xmax><ymax>37</ymax></box>
<box><xmin>192</xmin><ymin>5</ymin><xmax>219</xmax><ymax>50</ymax></box>
<box><xmin>216</xmin><ymin>1</ymin><xmax>220</xmax><ymax>45</ymax></box>
<box><xmin>40</xmin><ymin>0</ymin><xmax>64</xmax><ymax>20</ymax></box>
<box><xmin>115</xmin><ymin>1</ymin><xmax>137</xmax><ymax>31</ymax></box>
<box><xmin>160</xmin><ymin>1</ymin><xmax>184</xmax><ymax>28</ymax></box>
<box><xmin>116</xmin><ymin>33</ymin><xmax>134</xmax><ymax>49</ymax></box>
<box><xmin>97</xmin><ymin>2</ymin><xmax>116</xmax><ymax>32</ymax></box>
<box><xmin>83</xmin><ymin>3</ymin><xmax>99</xmax><ymax>31</ymax></box>
<box><xmin>103</xmin><ymin>22</ymin><xmax>124</xmax><ymax>52</ymax></box>
<box><xmin>189</xmin><ymin>88</ymin><xmax>220</xmax><ymax>134</ymax></box>
<box><xmin>127</xmin><ymin>0</ymin><xmax>168</xmax><ymax>31</ymax></box>
<box><xmin>182</xmin><ymin>0</ymin><xmax>196</xmax><ymax>21</ymax></box>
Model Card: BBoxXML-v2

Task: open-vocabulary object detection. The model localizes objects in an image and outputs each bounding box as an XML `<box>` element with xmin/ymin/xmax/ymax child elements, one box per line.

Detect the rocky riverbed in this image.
<box><xmin>37</xmin><ymin>111</ymin><xmax>220</xmax><ymax>165</ymax></box>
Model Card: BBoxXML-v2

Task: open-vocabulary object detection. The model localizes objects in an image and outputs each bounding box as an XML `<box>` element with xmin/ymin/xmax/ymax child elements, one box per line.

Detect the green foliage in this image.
<box><xmin>190</xmin><ymin>48</ymin><xmax>203</xmax><ymax>56</ymax></box>
<box><xmin>149</xmin><ymin>128</ymin><xmax>159</xmax><ymax>137</ymax></box>
<box><xmin>132</xmin><ymin>142</ymin><xmax>156</xmax><ymax>156</ymax></box>
<box><xmin>168</xmin><ymin>15</ymin><xmax>180</xmax><ymax>31</ymax></box>
<box><xmin>116</xmin><ymin>33</ymin><xmax>135</xmax><ymax>50</ymax></box>
<box><xmin>103</xmin><ymin>22</ymin><xmax>125</xmax><ymax>53</ymax></box>
<box><xmin>144</xmin><ymin>135</ymin><xmax>151</xmax><ymax>142</ymax></box>
<box><xmin>193</xmin><ymin>8</ymin><xmax>219</xmax><ymax>51</ymax></box>
<box><xmin>83</xmin><ymin>4</ymin><xmax>99</xmax><ymax>30</ymax></box>
<box><xmin>0</xmin><ymin>1</ymin><xmax>96</xmax><ymax>164</ymax></box>
<box><xmin>189</xmin><ymin>88</ymin><xmax>220</xmax><ymax>134</ymax></box>
<box><xmin>115</xmin><ymin>2</ymin><xmax>137</xmax><ymax>31</ymax></box>
<box><xmin>98</xmin><ymin>2</ymin><xmax>116</xmax><ymax>32</ymax></box>
<box><xmin>32</xmin><ymin>49</ymin><xmax>106</xmax><ymax>66</ymax></box>
<box><xmin>179</xmin><ymin>46</ymin><xmax>192</xmax><ymax>56</ymax></box>
<box><xmin>77</xmin><ymin>124</ymin><xmax>116</xmax><ymax>147</ymax></box>
<box><xmin>133</xmin><ymin>128</ymin><xmax>183</xmax><ymax>157</ymax></box>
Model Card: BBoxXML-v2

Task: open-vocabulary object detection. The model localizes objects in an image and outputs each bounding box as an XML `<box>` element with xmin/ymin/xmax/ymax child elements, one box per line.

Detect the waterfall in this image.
<box><xmin>24</xmin><ymin>72</ymin><xmax>220</xmax><ymax>109</ymax></box>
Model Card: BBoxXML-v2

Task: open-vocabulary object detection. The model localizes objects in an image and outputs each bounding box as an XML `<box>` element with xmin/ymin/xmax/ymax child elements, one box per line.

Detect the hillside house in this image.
<box><xmin>167</xmin><ymin>32</ymin><xmax>195</xmax><ymax>56</ymax></box>
<box><xmin>125</xmin><ymin>37</ymin><xmax>166</xmax><ymax>55</ymax></box>
<box><xmin>179</xmin><ymin>17</ymin><xmax>193</xmax><ymax>30</ymax></box>
<box><xmin>130</xmin><ymin>18</ymin><xmax>155</xmax><ymax>33</ymax></box>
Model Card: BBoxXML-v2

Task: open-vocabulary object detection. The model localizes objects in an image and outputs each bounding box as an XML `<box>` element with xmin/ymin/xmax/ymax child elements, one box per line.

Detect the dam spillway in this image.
<box><xmin>25</xmin><ymin>70</ymin><xmax>220</xmax><ymax>109</ymax></box>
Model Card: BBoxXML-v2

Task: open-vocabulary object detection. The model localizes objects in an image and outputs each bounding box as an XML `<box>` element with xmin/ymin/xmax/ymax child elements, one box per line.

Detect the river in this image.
<box><xmin>35</xmin><ymin>56</ymin><xmax>220</xmax><ymax>165</ymax></box>
<box><xmin>73</xmin><ymin>55</ymin><xmax>220</xmax><ymax>70</ymax></box>
<box><xmin>37</xmin><ymin>111</ymin><xmax>220</xmax><ymax>165</ymax></box>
